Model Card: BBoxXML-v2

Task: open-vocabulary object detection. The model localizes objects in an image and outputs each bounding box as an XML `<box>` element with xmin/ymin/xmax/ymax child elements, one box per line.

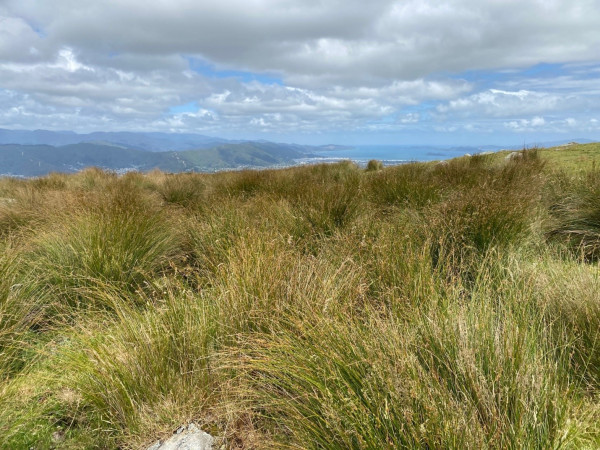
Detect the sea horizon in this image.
<box><xmin>307</xmin><ymin>144</ymin><xmax>493</xmax><ymax>166</ymax></box>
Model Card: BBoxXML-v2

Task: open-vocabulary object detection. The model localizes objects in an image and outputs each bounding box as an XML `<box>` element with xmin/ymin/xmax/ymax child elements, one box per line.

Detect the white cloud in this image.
<box><xmin>399</xmin><ymin>113</ymin><xmax>420</xmax><ymax>124</ymax></box>
<box><xmin>0</xmin><ymin>0</ymin><xmax>599</xmax><ymax>141</ymax></box>
<box><xmin>55</xmin><ymin>48</ymin><xmax>91</xmax><ymax>73</ymax></box>
<box><xmin>502</xmin><ymin>116</ymin><xmax>600</xmax><ymax>133</ymax></box>
<box><xmin>436</xmin><ymin>88</ymin><xmax>588</xmax><ymax>118</ymax></box>
<box><xmin>0</xmin><ymin>36</ymin><xmax>472</xmax><ymax>135</ymax></box>
<box><xmin>531</xmin><ymin>116</ymin><xmax>546</xmax><ymax>127</ymax></box>
<box><xmin>4</xmin><ymin>0</ymin><xmax>600</xmax><ymax>84</ymax></box>
<box><xmin>0</xmin><ymin>13</ymin><xmax>48</xmax><ymax>63</ymax></box>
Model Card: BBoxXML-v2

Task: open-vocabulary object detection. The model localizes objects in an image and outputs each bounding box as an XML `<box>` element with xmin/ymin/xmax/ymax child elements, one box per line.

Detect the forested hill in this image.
<box><xmin>0</xmin><ymin>141</ymin><xmax>314</xmax><ymax>176</ymax></box>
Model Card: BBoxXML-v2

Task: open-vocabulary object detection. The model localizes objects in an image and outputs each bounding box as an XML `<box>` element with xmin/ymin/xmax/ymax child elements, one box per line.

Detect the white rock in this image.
<box><xmin>505</xmin><ymin>151</ymin><xmax>522</xmax><ymax>160</ymax></box>
<box><xmin>148</xmin><ymin>441</ymin><xmax>162</xmax><ymax>450</ymax></box>
<box><xmin>147</xmin><ymin>424</ymin><xmax>214</xmax><ymax>450</ymax></box>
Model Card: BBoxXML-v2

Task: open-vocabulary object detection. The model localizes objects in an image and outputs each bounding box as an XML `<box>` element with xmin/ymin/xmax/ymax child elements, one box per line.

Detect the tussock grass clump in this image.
<box><xmin>57</xmin><ymin>285</ymin><xmax>218</xmax><ymax>447</ymax></box>
<box><xmin>232</xmin><ymin>287</ymin><xmax>580</xmax><ymax>449</ymax></box>
<box><xmin>69</xmin><ymin>166</ymin><xmax>117</xmax><ymax>191</ymax></box>
<box><xmin>156</xmin><ymin>173</ymin><xmax>206</xmax><ymax>207</ymax></box>
<box><xmin>297</xmin><ymin>174</ymin><xmax>361</xmax><ymax>234</ymax></box>
<box><xmin>547</xmin><ymin>169</ymin><xmax>600</xmax><ymax>261</ymax></box>
<box><xmin>423</xmin><ymin>154</ymin><xmax>544</xmax><ymax>281</ymax></box>
<box><xmin>184</xmin><ymin>201</ymin><xmax>268</xmax><ymax>280</ymax></box>
<box><xmin>211</xmin><ymin>231</ymin><xmax>368</xmax><ymax>335</ymax></box>
<box><xmin>366</xmin><ymin>162</ymin><xmax>440</xmax><ymax>208</ymax></box>
<box><xmin>0</xmin><ymin>184</ymin><xmax>52</xmax><ymax>236</ymax></box>
<box><xmin>534</xmin><ymin>256</ymin><xmax>600</xmax><ymax>389</ymax></box>
<box><xmin>339</xmin><ymin>216</ymin><xmax>442</xmax><ymax>314</ymax></box>
<box><xmin>23</xmin><ymin>186</ymin><xmax>183</xmax><ymax>316</ymax></box>
<box><xmin>0</xmin><ymin>242</ymin><xmax>41</xmax><ymax>377</ymax></box>
<box><xmin>0</xmin><ymin>283</ymin><xmax>218</xmax><ymax>449</ymax></box>
<box><xmin>212</xmin><ymin>169</ymin><xmax>275</xmax><ymax>199</ymax></box>
<box><xmin>286</xmin><ymin>164</ymin><xmax>362</xmax><ymax>237</ymax></box>
<box><xmin>30</xmin><ymin>172</ymin><xmax>68</xmax><ymax>190</ymax></box>
<box><xmin>210</xmin><ymin>230</ymin><xmax>296</xmax><ymax>334</ymax></box>
<box><xmin>427</xmin><ymin>186</ymin><xmax>535</xmax><ymax>268</ymax></box>
<box><xmin>365</xmin><ymin>159</ymin><xmax>383</xmax><ymax>171</ymax></box>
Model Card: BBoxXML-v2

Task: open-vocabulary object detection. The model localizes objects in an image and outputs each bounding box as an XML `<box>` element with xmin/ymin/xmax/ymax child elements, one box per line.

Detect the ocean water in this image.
<box><xmin>304</xmin><ymin>145</ymin><xmax>482</xmax><ymax>166</ymax></box>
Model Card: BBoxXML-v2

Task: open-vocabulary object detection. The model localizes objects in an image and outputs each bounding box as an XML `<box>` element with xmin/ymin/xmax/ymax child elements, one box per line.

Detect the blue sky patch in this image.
<box><xmin>186</xmin><ymin>57</ymin><xmax>283</xmax><ymax>85</ymax></box>
<box><xmin>168</xmin><ymin>102</ymin><xmax>199</xmax><ymax>114</ymax></box>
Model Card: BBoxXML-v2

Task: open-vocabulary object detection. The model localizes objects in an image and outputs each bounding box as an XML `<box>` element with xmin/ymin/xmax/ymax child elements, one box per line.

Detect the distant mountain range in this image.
<box><xmin>0</xmin><ymin>129</ymin><xmax>230</xmax><ymax>151</ymax></box>
<box><xmin>0</xmin><ymin>128</ymin><xmax>596</xmax><ymax>177</ymax></box>
<box><xmin>0</xmin><ymin>129</ymin><xmax>328</xmax><ymax>176</ymax></box>
<box><xmin>0</xmin><ymin>141</ymin><xmax>320</xmax><ymax>177</ymax></box>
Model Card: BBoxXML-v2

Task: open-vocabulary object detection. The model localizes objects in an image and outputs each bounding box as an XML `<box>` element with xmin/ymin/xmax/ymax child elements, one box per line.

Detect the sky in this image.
<box><xmin>1</xmin><ymin>0</ymin><xmax>600</xmax><ymax>146</ymax></box>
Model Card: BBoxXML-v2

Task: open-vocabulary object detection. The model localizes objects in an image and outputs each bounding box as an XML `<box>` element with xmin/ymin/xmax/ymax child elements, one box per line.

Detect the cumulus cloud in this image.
<box><xmin>0</xmin><ymin>0</ymin><xmax>599</xmax><ymax>141</ymax></box>
<box><xmin>0</xmin><ymin>34</ymin><xmax>472</xmax><ymax>135</ymax></box>
<box><xmin>436</xmin><ymin>89</ymin><xmax>571</xmax><ymax>118</ymax></box>
<box><xmin>505</xmin><ymin>116</ymin><xmax>546</xmax><ymax>131</ymax></box>
<box><xmin>399</xmin><ymin>113</ymin><xmax>420</xmax><ymax>124</ymax></box>
<box><xmin>5</xmin><ymin>0</ymin><xmax>600</xmax><ymax>83</ymax></box>
<box><xmin>436</xmin><ymin>84</ymin><xmax>600</xmax><ymax>125</ymax></box>
<box><xmin>0</xmin><ymin>13</ymin><xmax>48</xmax><ymax>63</ymax></box>
<box><xmin>502</xmin><ymin>116</ymin><xmax>600</xmax><ymax>133</ymax></box>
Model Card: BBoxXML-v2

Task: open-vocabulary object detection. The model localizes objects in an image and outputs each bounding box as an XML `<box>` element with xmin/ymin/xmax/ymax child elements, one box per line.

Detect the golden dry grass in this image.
<box><xmin>0</xmin><ymin>148</ymin><xmax>598</xmax><ymax>448</ymax></box>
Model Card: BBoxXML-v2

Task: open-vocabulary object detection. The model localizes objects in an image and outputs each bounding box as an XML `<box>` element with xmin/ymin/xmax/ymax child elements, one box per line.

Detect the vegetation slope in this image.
<box><xmin>0</xmin><ymin>141</ymin><xmax>312</xmax><ymax>176</ymax></box>
<box><xmin>0</xmin><ymin>143</ymin><xmax>599</xmax><ymax>448</ymax></box>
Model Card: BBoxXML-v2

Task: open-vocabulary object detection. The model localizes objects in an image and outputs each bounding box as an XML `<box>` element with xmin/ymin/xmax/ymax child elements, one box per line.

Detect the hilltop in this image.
<box><xmin>0</xmin><ymin>143</ymin><xmax>599</xmax><ymax>448</ymax></box>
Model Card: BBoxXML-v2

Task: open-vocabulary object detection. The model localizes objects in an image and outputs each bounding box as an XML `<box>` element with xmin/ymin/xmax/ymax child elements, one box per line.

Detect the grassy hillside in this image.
<box><xmin>178</xmin><ymin>141</ymin><xmax>315</xmax><ymax>170</ymax></box>
<box><xmin>483</xmin><ymin>142</ymin><xmax>600</xmax><ymax>170</ymax></box>
<box><xmin>539</xmin><ymin>141</ymin><xmax>600</xmax><ymax>169</ymax></box>
<box><xmin>0</xmin><ymin>144</ymin><xmax>599</xmax><ymax>448</ymax></box>
<box><xmin>0</xmin><ymin>143</ymin><xmax>186</xmax><ymax>176</ymax></box>
<box><xmin>0</xmin><ymin>141</ymin><xmax>310</xmax><ymax>176</ymax></box>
